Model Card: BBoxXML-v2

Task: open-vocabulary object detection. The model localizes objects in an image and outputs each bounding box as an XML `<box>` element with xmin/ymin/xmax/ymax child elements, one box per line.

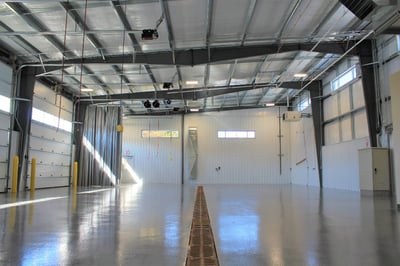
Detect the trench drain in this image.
<box><xmin>185</xmin><ymin>186</ymin><xmax>219</xmax><ymax>266</ymax></box>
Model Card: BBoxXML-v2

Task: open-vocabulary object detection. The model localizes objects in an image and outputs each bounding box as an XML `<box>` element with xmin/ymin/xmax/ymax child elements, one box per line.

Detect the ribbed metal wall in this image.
<box><xmin>322</xmin><ymin>58</ymin><xmax>369</xmax><ymax>190</ymax></box>
<box><xmin>29</xmin><ymin>82</ymin><xmax>73</xmax><ymax>188</ymax></box>
<box><xmin>322</xmin><ymin>138</ymin><xmax>366</xmax><ymax>191</ymax></box>
<box><xmin>0</xmin><ymin>62</ymin><xmax>11</xmax><ymax>191</ymax></box>
<box><xmin>290</xmin><ymin>106</ymin><xmax>319</xmax><ymax>187</ymax></box>
<box><xmin>122</xmin><ymin>116</ymin><xmax>182</xmax><ymax>184</ymax></box>
<box><xmin>184</xmin><ymin>108</ymin><xmax>291</xmax><ymax>184</ymax></box>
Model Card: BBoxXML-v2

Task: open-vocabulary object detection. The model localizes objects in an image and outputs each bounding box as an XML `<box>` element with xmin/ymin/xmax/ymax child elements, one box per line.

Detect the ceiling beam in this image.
<box><xmin>0</xmin><ymin>21</ymin><xmax>43</xmax><ymax>60</ymax></box>
<box><xmin>78</xmin><ymin>81</ymin><xmax>317</xmax><ymax>103</ymax></box>
<box><xmin>205</xmin><ymin>0</ymin><xmax>214</xmax><ymax>50</ymax></box>
<box><xmin>42</xmin><ymin>41</ymin><xmax>360</xmax><ymax>66</ymax></box>
<box><xmin>159</xmin><ymin>0</ymin><xmax>184</xmax><ymax>103</ymax></box>
<box><xmin>111</xmin><ymin>1</ymin><xmax>159</xmax><ymax>90</ymax></box>
<box><xmin>6</xmin><ymin>2</ymin><xmax>112</xmax><ymax>95</ymax></box>
<box><xmin>240</xmin><ymin>55</ymin><xmax>268</xmax><ymax>105</ymax></box>
<box><xmin>256</xmin><ymin>87</ymin><xmax>271</xmax><ymax>105</ymax></box>
<box><xmin>276</xmin><ymin>0</ymin><xmax>303</xmax><ymax>41</ymax></box>
<box><xmin>60</xmin><ymin>1</ymin><xmax>125</xmax><ymax>94</ymax></box>
<box><xmin>308</xmin><ymin>2</ymin><xmax>342</xmax><ymax>39</ymax></box>
<box><xmin>159</xmin><ymin>0</ymin><xmax>175</xmax><ymax>53</ymax></box>
<box><xmin>240</xmin><ymin>0</ymin><xmax>258</xmax><ymax>46</ymax></box>
<box><xmin>5</xmin><ymin>2</ymin><xmax>76</xmax><ymax>58</ymax></box>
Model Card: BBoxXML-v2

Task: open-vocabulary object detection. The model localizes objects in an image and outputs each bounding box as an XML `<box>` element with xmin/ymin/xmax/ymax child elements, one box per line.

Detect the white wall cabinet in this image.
<box><xmin>358</xmin><ymin>148</ymin><xmax>390</xmax><ymax>193</ymax></box>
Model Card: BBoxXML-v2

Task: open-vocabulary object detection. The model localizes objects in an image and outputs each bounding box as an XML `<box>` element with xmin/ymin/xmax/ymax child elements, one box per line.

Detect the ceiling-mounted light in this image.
<box><xmin>81</xmin><ymin>88</ymin><xmax>93</xmax><ymax>92</ymax></box>
<box><xmin>163</xmin><ymin>82</ymin><xmax>173</xmax><ymax>89</ymax></box>
<box><xmin>141</xmin><ymin>29</ymin><xmax>158</xmax><ymax>40</ymax></box>
<box><xmin>185</xmin><ymin>80</ymin><xmax>199</xmax><ymax>85</ymax></box>
<box><xmin>265</xmin><ymin>103</ymin><xmax>275</xmax><ymax>107</ymax></box>
<box><xmin>190</xmin><ymin>108</ymin><xmax>199</xmax><ymax>112</ymax></box>
<box><xmin>143</xmin><ymin>100</ymin><xmax>151</xmax><ymax>108</ymax></box>
<box><xmin>294</xmin><ymin>73</ymin><xmax>308</xmax><ymax>78</ymax></box>
<box><xmin>152</xmin><ymin>100</ymin><xmax>160</xmax><ymax>108</ymax></box>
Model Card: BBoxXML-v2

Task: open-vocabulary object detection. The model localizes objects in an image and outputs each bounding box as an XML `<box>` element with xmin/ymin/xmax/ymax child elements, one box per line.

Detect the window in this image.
<box><xmin>217</xmin><ymin>130</ymin><xmax>255</xmax><ymax>139</ymax></box>
<box><xmin>141</xmin><ymin>130</ymin><xmax>179</xmax><ymax>138</ymax></box>
<box><xmin>31</xmin><ymin>107</ymin><xmax>72</xmax><ymax>132</ymax></box>
<box><xmin>331</xmin><ymin>65</ymin><xmax>358</xmax><ymax>92</ymax></box>
<box><xmin>0</xmin><ymin>95</ymin><xmax>11</xmax><ymax>113</ymax></box>
<box><xmin>295</xmin><ymin>91</ymin><xmax>311</xmax><ymax>111</ymax></box>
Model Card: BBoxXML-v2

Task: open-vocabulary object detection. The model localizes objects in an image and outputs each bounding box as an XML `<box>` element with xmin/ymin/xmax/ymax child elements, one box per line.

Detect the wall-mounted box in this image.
<box><xmin>282</xmin><ymin>111</ymin><xmax>301</xmax><ymax>121</ymax></box>
<box><xmin>358</xmin><ymin>148</ymin><xmax>390</xmax><ymax>195</ymax></box>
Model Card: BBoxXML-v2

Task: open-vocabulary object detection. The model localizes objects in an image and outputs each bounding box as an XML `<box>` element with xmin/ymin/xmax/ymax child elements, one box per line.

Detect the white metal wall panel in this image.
<box><xmin>354</xmin><ymin>110</ymin><xmax>369</xmax><ymax>140</ymax></box>
<box><xmin>122</xmin><ymin>116</ymin><xmax>182</xmax><ymax>184</ymax></box>
<box><xmin>381</xmin><ymin>36</ymin><xmax>398</xmax><ymax>61</ymax></box>
<box><xmin>341</xmin><ymin>115</ymin><xmax>353</xmax><ymax>142</ymax></box>
<box><xmin>323</xmin><ymin>95</ymin><xmax>338</xmax><ymax>121</ymax></box>
<box><xmin>339</xmin><ymin>87</ymin><xmax>351</xmax><ymax>114</ymax></box>
<box><xmin>322</xmin><ymin>138</ymin><xmax>367</xmax><ymax>191</ymax></box>
<box><xmin>0</xmin><ymin>61</ymin><xmax>11</xmax><ymax>191</ymax></box>
<box><xmin>390</xmin><ymin>71</ymin><xmax>400</xmax><ymax>205</ymax></box>
<box><xmin>324</xmin><ymin>121</ymin><xmax>340</xmax><ymax>145</ymax></box>
<box><xmin>184</xmin><ymin>108</ymin><xmax>291</xmax><ymax>184</ymax></box>
<box><xmin>289</xmin><ymin>106</ymin><xmax>319</xmax><ymax>187</ymax></box>
<box><xmin>29</xmin><ymin>82</ymin><xmax>73</xmax><ymax>189</ymax></box>
<box><xmin>352</xmin><ymin>80</ymin><xmax>365</xmax><ymax>109</ymax></box>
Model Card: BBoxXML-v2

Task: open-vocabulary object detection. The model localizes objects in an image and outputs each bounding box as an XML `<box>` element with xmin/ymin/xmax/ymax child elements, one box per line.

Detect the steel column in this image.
<box><xmin>308</xmin><ymin>81</ymin><xmax>324</xmax><ymax>188</ymax></box>
<box><xmin>358</xmin><ymin>40</ymin><xmax>378</xmax><ymax>147</ymax></box>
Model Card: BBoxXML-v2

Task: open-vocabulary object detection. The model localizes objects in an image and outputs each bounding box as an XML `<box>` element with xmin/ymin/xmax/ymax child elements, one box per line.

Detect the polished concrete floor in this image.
<box><xmin>1</xmin><ymin>184</ymin><xmax>400</xmax><ymax>266</ymax></box>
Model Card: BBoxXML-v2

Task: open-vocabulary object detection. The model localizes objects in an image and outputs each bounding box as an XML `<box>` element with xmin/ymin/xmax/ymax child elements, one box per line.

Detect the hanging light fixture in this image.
<box><xmin>152</xmin><ymin>100</ymin><xmax>160</xmax><ymax>108</ymax></box>
<box><xmin>143</xmin><ymin>100</ymin><xmax>151</xmax><ymax>108</ymax></box>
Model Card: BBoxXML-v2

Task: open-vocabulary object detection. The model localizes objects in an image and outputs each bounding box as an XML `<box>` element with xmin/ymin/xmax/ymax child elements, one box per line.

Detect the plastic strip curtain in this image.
<box><xmin>79</xmin><ymin>106</ymin><xmax>122</xmax><ymax>186</ymax></box>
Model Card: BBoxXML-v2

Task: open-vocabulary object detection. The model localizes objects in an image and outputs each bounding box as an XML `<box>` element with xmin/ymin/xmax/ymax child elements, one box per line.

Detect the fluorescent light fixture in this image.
<box><xmin>190</xmin><ymin>108</ymin><xmax>199</xmax><ymax>112</ymax></box>
<box><xmin>265</xmin><ymin>103</ymin><xmax>275</xmax><ymax>107</ymax></box>
<box><xmin>186</xmin><ymin>80</ymin><xmax>199</xmax><ymax>85</ymax></box>
<box><xmin>294</xmin><ymin>73</ymin><xmax>308</xmax><ymax>78</ymax></box>
<box><xmin>81</xmin><ymin>88</ymin><xmax>94</xmax><ymax>92</ymax></box>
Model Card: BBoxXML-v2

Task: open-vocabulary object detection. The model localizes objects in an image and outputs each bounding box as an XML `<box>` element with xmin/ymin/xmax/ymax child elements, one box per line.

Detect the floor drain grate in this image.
<box><xmin>185</xmin><ymin>186</ymin><xmax>219</xmax><ymax>266</ymax></box>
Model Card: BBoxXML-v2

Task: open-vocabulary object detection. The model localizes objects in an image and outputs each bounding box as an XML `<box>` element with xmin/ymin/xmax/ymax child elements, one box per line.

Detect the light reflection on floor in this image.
<box><xmin>1</xmin><ymin>184</ymin><xmax>400</xmax><ymax>266</ymax></box>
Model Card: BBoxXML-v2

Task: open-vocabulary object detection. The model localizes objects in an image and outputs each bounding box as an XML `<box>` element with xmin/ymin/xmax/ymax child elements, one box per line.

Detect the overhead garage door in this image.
<box><xmin>0</xmin><ymin>62</ymin><xmax>12</xmax><ymax>191</ymax></box>
<box><xmin>29</xmin><ymin>82</ymin><xmax>73</xmax><ymax>189</ymax></box>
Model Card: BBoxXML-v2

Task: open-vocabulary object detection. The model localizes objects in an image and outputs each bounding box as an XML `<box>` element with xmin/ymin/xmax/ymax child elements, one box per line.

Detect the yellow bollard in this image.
<box><xmin>11</xmin><ymin>156</ymin><xmax>19</xmax><ymax>193</ymax></box>
<box><xmin>73</xmin><ymin>161</ymin><xmax>78</xmax><ymax>188</ymax></box>
<box><xmin>30</xmin><ymin>158</ymin><xmax>36</xmax><ymax>192</ymax></box>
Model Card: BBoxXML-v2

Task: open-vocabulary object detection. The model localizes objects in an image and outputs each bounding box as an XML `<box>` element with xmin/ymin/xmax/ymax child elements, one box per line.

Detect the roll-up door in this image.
<box><xmin>29</xmin><ymin>82</ymin><xmax>73</xmax><ymax>188</ymax></box>
<box><xmin>0</xmin><ymin>62</ymin><xmax>12</xmax><ymax>191</ymax></box>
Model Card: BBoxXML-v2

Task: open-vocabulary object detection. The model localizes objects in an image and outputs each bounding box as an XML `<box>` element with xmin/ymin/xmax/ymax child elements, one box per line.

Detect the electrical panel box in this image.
<box><xmin>358</xmin><ymin>148</ymin><xmax>390</xmax><ymax>194</ymax></box>
<box><xmin>282</xmin><ymin>111</ymin><xmax>301</xmax><ymax>121</ymax></box>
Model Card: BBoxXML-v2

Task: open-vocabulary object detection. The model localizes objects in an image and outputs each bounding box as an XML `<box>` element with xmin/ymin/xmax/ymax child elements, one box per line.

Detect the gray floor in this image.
<box><xmin>1</xmin><ymin>184</ymin><xmax>400</xmax><ymax>266</ymax></box>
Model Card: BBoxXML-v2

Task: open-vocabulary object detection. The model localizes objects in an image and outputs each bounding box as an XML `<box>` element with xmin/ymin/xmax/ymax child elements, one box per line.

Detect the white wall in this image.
<box><xmin>377</xmin><ymin>35</ymin><xmax>400</xmax><ymax>204</ymax></box>
<box><xmin>122</xmin><ymin>115</ymin><xmax>182</xmax><ymax>184</ymax></box>
<box><xmin>321</xmin><ymin>58</ymin><xmax>369</xmax><ymax>191</ymax></box>
<box><xmin>184</xmin><ymin>108</ymin><xmax>291</xmax><ymax>184</ymax></box>
<box><xmin>322</xmin><ymin>138</ymin><xmax>368</xmax><ymax>191</ymax></box>
<box><xmin>389</xmin><ymin>72</ymin><xmax>400</xmax><ymax>204</ymax></box>
<box><xmin>289</xmin><ymin>106</ymin><xmax>319</xmax><ymax>187</ymax></box>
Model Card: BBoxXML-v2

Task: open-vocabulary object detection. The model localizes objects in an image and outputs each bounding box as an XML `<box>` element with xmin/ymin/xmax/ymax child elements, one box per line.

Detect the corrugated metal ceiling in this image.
<box><xmin>0</xmin><ymin>0</ymin><xmax>397</xmax><ymax>115</ymax></box>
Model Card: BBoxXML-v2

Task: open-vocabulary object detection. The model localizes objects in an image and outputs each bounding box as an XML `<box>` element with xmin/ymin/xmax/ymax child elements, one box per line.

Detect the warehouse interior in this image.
<box><xmin>1</xmin><ymin>0</ymin><xmax>400</xmax><ymax>265</ymax></box>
